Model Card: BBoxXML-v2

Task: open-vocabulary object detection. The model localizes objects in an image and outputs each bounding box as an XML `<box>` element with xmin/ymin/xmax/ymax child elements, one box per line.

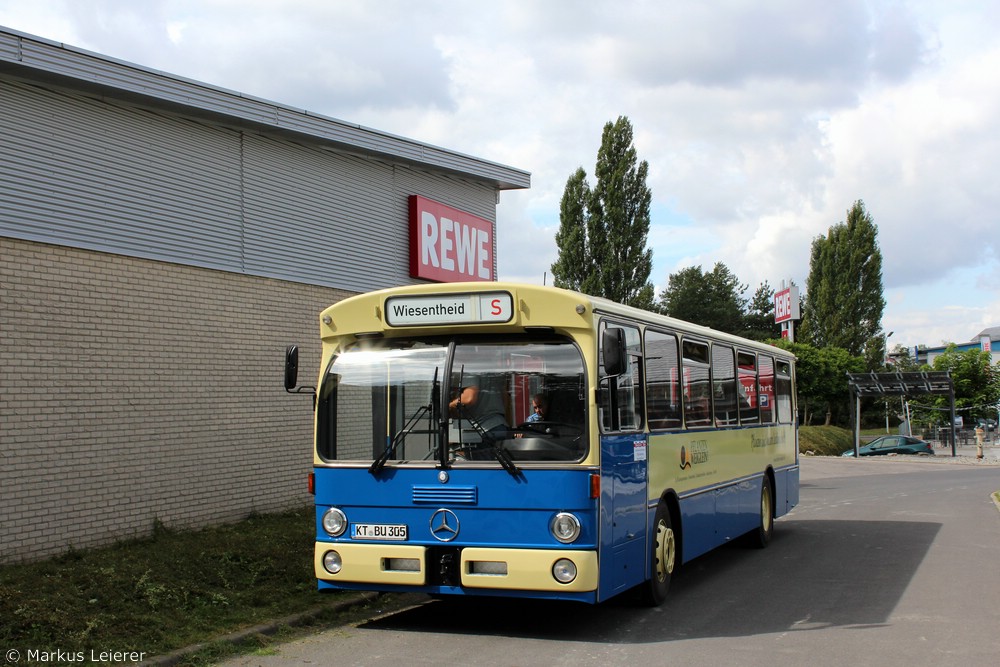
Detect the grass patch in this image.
<box><xmin>799</xmin><ymin>425</ymin><xmax>855</xmax><ymax>456</ymax></box>
<box><xmin>0</xmin><ymin>507</ymin><xmax>353</xmax><ymax>663</ymax></box>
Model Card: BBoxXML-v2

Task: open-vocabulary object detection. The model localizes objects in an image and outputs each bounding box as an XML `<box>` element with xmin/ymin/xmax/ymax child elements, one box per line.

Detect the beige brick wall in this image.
<box><xmin>0</xmin><ymin>237</ymin><xmax>352</xmax><ymax>562</ymax></box>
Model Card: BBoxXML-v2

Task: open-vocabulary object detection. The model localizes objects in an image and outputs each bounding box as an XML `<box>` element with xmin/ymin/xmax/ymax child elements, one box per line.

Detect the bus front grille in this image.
<box><xmin>412</xmin><ymin>486</ymin><xmax>478</xmax><ymax>504</ymax></box>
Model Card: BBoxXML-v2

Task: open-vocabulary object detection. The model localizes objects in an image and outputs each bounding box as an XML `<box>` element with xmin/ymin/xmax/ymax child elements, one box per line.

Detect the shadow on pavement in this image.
<box><xmin>359</xmin><ymin>518</ymin><xmax>940</xmax><ymax>643</ymax></box>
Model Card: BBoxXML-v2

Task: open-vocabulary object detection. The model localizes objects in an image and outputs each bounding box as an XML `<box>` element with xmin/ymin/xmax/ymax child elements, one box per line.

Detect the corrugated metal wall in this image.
<box><xmin>1</xmin><ymin>28</ymin><xmax>529</xmax><ymax>191</ymax></box>
<box><xmin>0</xmin><ymin>78</ymin><xmax>245</xmax><ymax>270</ymax></box>
<box><xmin>0</xmin><ymin>74</ymin><xmax>497</xmax><ymax>292</ymax></box>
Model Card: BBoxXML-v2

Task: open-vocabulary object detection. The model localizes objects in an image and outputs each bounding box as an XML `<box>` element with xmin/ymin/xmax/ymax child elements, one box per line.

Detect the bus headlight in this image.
<box><xmin>322</xmin><ymin>550</ymin><xmax>343</xmax><ymax>574</ymax></box>
<box><xmin>552</xmin><ymin>558</ymin><xmax>577</xmax><ymax>584</ymax></box>
<box><xmin>550</xmin><ymin>512</ymin><xmax>581</xmax><ymax>543</ymax></box>
<box><xmin>322</xmin><ymin>508</ymin><xmax>348</xmax><ymax>537</ymax></box>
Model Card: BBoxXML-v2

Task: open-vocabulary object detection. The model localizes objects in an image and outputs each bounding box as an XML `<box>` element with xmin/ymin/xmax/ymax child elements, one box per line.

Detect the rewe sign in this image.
<box><xmin>773</xmin><ymin>286</ymin><xmax>800</xmax><ymax>323</ymax></box>
<box><xmin>409</xmin><ymin>196</ymin><xmax>495</xmax><ymax>282</ymax></box>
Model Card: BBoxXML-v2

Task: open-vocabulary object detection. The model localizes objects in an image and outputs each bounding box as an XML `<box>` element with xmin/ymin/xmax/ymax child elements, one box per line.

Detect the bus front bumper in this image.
<box><xmin>314</xmin><ymin>542</ymin><xmax>598</xmax><ymax>593</ymax></box>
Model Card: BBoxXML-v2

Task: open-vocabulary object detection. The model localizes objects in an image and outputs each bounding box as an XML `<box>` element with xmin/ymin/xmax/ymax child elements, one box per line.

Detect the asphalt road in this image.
<box><xmin>221</xmin><ymin>457</ymin><xmax>1000</xmax><ymax>667</ymax></box>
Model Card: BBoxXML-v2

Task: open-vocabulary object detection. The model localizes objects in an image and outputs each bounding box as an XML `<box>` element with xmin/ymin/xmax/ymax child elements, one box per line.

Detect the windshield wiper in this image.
<box><xmin>490</xmin><ymin>435</ymin><xmax>521</xmax><ymax>477</ymax></box>
<box><xmin>370</xmin><ymin>368</ymin><xmax>438</xmax><ymax>476</ymax></box>
<box><xmin>449</xmin><ymin>364</ymin><xmax>520</xmax><ymax>477</ymax></box>
<box><xmin>461</xmin><ymin>411</ymin><xmax>521</xmax><ymax>477</ymax></box>
<box><xmin>434</xmin><ymin>368</ymin><xmax>448</xmax><ymax>470</ymax></box>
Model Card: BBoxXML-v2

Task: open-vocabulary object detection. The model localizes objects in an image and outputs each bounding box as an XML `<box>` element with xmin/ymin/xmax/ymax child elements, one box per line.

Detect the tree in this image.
<box><xmin>657</xmin><ymin>263</ymin><xmax>746</xmax><ymax>334</ymax></box>
<box><xmin>912</xmin><ymin>346</ymin><xmax>1000</xmax><ymax>427</ymax></box>
<box><xmin>888</xmin><ymin>344</ymin><xmax>920</xmax><ymax>372</ymax></box>
<box><xmin>550</xmin><ymin>168</ymin><xmax>591</xmax><ymax>292</ymax></box>
<box><xmin>772</xmin><ymin>340</ymin><xmax>865</xmax><ymax>426</ymax></box>
<box><xmin>802</xmin><ymin>200</ymin><xmax>886</xmax><ymax>366</ymax></box>
<box><xmin>743</xmin><ymin>281</ymin><xmax>781</xmax><ymax>341</ymax></box>
<box><xmin>551</xmin><ymin>116</ymin><xmax>654</xmax><ymax>309</ymax></box>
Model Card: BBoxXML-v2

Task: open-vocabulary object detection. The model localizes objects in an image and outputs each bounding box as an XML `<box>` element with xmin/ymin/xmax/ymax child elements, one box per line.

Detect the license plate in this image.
<box><xmin>351</xmin><ymin>523</ymin><xmax>408</xmax><ymax>541</ymax></box>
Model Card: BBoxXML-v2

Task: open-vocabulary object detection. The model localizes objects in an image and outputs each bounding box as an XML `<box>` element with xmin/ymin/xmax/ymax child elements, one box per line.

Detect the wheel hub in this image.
<box><xmin>655</xmin><ymin>520</ymin><xmax>676</xmax><ymax>579</ymax></box>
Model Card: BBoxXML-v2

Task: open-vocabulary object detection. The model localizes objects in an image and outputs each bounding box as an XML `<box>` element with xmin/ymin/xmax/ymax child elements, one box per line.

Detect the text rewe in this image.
<box><xmin>409</xmin><ymin>195</ymin><xmax>494</xmax><ymax>282</ymax></box>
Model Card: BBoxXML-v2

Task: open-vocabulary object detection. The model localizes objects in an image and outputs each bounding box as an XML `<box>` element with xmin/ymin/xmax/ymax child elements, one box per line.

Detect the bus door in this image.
<box><xmin>599</xmin><ymin>323</ymin><xmax>647</xmax><ymax>597</ymax></box>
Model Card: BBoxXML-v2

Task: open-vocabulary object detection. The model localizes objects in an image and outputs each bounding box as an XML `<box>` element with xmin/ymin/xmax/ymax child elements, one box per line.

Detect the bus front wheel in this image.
<box><xmin>641</xmin><ymin>501</ymin><xmax>676</xmax><ymax>606</ymax></box>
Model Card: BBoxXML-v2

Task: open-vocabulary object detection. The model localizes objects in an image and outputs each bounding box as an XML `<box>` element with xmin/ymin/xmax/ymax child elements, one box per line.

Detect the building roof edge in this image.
<box><xmin>0</xmin><ymin>25</ymin><xmax>530</xmax><ymax>190</ymax></box>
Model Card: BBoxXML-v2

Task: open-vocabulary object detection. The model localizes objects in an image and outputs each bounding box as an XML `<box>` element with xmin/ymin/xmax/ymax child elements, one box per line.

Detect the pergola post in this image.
<box><xmin>949</xmin><ymin>385</ymin><xmax>957</xmax><ymax>456</ymax></box>
<box><xmin>856</xmin><ymin>392</ymin><xmax>862</xmax><ymax>457</ymax></box>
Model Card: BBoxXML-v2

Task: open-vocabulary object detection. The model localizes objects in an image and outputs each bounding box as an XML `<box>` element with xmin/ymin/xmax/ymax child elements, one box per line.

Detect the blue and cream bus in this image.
<box><xmin>285</xmin><ymin>282</ymin><xmax>798</xmax><ymax>605</ymax></box>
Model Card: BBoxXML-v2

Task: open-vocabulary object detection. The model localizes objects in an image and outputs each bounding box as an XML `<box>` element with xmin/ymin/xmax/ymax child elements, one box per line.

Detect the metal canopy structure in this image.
<box><xmin>846</xmin><ymin>372</ymin><xmax>957</xmax><ymax>456</ymax></box>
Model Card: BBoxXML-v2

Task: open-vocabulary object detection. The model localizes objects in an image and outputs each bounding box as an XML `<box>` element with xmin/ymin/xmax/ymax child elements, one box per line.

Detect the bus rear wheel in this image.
<box><xmin>641</xmin><ymin>501</ymin><xmax>676</xmax><ymax>606</ymax></box>
<box><xmin>747</xmin><ymin>474</ymin><xmax>774</xmax><ymax>549</ymax></box>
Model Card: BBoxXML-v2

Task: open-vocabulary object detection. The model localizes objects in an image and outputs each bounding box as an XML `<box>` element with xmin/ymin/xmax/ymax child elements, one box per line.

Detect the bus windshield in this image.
<box><xmin>317</xmin><ymin>336</ymin><xmax>588</xmax><ymax>464</ymax></box>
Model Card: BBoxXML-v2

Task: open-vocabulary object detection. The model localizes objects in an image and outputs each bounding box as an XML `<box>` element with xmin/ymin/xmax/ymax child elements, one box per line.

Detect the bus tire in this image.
<box><xmin>641</xmin><ymin>501</ymin><xmax>676</xmax><ymax>606</ymax></box>
<box><xmin>748</xmin><ymin>474</ymin><xmax>774</xmax><ymax>549</ymax></box>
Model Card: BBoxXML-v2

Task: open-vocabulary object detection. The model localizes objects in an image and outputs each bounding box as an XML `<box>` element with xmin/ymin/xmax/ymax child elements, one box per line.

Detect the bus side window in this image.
<box><xmin>712</xmin><ymin>344</ymin><xmax>738</xmax><ymax>427</ymax></box>
<box><xmin>737</xmin><ymin>350</ymin><xmax>759</xmax><ymax>425</ymax></box>
<box><xmin>776</xmin><ymin>360</ymin><xmax>793</xmax><ymax>423</ymax></box>
<box><xmin>599</xmin><ymin>322</ymin><xmax>643</xmax><ymax>432</ymax></box>
<box><xmin>682</xmin><ymin>339</ymin><xmax>711</xmax><ymax>428</ymax></box>
<box><xmin>645</xmin><ymin>329</ymin><xmax>681</xmax><ymax>430</ymax></box>
<box><xmin>758</xmin><ymin>355</ymin><xmax>775</xmax><ymax>424</ymax></box>
<box><xmin>622</xmin><ymin>325</ymin><xmax>644</xmax><ymax>431</ymax></box>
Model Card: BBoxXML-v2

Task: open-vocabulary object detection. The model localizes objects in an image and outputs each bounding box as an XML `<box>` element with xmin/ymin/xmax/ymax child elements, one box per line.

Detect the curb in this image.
<box><xmin>139</xmin><ymin>592</ymin><xmax>381</xmax><ymax>667</ymax></box>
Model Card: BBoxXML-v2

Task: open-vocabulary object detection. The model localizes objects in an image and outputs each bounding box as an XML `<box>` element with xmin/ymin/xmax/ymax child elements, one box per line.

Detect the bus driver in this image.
<box><xmin>449</xmin><ymin>380</ymin><xmax>509</xmax><ymax>437</ymax></box>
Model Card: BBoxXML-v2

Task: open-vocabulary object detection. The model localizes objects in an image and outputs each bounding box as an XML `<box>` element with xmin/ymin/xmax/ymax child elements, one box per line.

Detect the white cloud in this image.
<box><xmin>817</xmin><ymin>45</ymin><xmax>1000</xmax><ymax>291</ymax></box>
<box><xmin>2</xmin><ymin>0</ymin><xmax>997</xmax><ymax>348</ymax></box>
<box><xmin>165</xmin><ymin>21</ymin><xmax>185</xmax><ymax>45</ymax></box>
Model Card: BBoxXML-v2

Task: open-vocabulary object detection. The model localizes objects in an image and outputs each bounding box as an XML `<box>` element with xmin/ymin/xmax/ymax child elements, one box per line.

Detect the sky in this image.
<box><xmin>2</xmin><ymin>0</ymin><xmax>998</xmax><ymax>353</ymax></box>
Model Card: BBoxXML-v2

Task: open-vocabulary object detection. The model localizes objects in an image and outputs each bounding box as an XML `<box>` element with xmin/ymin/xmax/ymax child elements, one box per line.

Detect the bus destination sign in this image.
<box><xmin>385</xmin><ymin>292</ymin><xmax>514</xmax><ymax>327</ymax></box>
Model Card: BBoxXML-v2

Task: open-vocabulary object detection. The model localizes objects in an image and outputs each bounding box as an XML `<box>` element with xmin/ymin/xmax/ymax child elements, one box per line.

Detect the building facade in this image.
<box><xmin>0</xmin><ymin>27</ymin><xmax>529</xmax><ymax>561</ymax></box>
<box><xmin>912</xmin><ymin>327</ymin><xmax>1000</xmax><ymax>367</ymax></box>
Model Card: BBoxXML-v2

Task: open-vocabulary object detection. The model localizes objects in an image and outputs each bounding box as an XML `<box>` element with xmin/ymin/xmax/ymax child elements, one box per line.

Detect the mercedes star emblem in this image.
<box><xmin>429</xmin><ymin>508</ymin><xmax>460</xmax><ymax>542</ymax></box>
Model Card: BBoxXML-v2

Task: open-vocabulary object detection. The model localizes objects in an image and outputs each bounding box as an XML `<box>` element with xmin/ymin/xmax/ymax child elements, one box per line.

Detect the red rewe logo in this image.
<box><xmin>409</xmin><ymin>195</ymin><xmax>495</xmax><ymax>282</ymax></box>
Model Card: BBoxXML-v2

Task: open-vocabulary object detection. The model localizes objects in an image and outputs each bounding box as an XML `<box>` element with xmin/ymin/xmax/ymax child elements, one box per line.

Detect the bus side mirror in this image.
<box><xmin>285</xmin><ymin>345</ymin><xmax>317</xmax><ymax>404</ymax></box>
<box><xmin>602</xmin><ymin>328</ymin><xmax>627</xmax><ymax>377</ymax></box>
<box><xmin>284</xmin><ymin>345</ymin><xmax>300</xmax><ymax>392</ymax></box>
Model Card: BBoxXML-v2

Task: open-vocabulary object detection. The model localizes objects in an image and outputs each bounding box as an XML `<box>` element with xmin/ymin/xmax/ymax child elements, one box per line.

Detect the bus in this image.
<box><xmin>284</xmin><ymin>282</ymin><xmax>798</xmax><ymax>605</ymax></box>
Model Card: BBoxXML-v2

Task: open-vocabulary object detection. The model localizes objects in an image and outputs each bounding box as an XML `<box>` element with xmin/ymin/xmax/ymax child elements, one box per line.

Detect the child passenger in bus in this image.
<box><xmin>527</xmin><ymin>393</ymin><xmax>549</xmax><ymax>422</ymax></box>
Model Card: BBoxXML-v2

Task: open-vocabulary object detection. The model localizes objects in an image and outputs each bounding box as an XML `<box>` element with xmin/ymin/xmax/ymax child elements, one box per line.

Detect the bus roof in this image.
<box><xmin>320</xmin><ymin>282</ymin><xmax>794</xmax><ymax>360</ymax></box>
